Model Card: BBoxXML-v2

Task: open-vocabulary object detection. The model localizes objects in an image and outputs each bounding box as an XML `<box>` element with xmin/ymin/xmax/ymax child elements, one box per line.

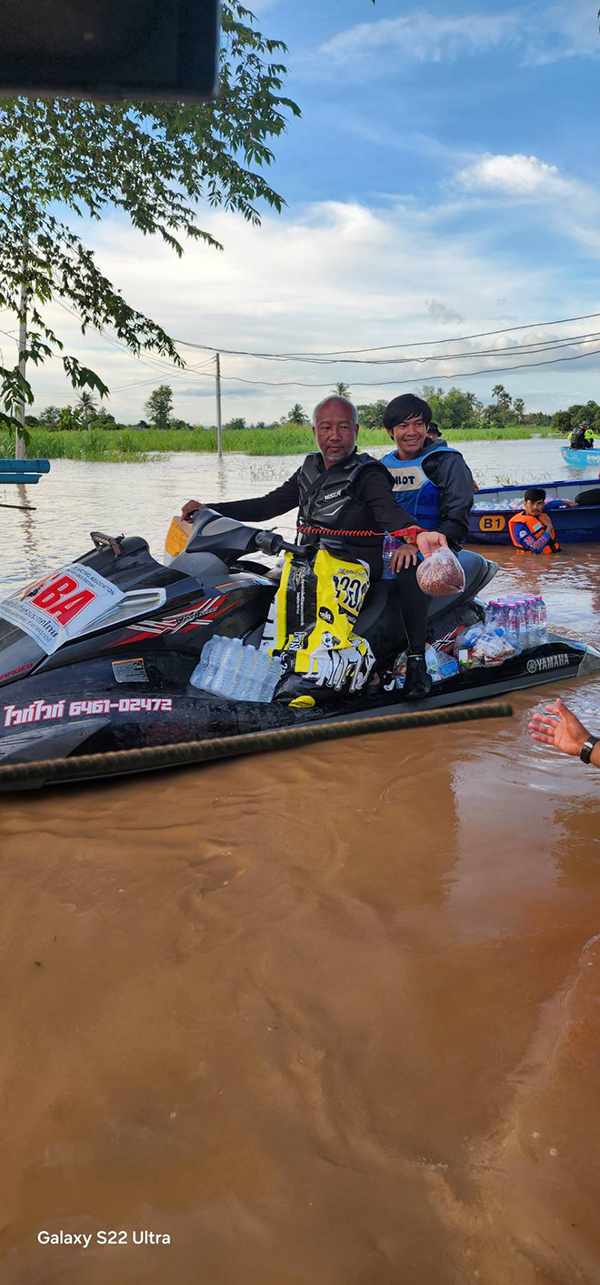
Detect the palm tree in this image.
<box><xmin>491</xmin><ymin>384</ymin><xmax>506</xmax><ymax>405</ymax></box>
<box><xmin>332</xmin><ymin>381</ymin><xmax>351</xmax><ymax>398</ymax></box>
<box><xmin>77</xmin><ymin>390</ymin><xmax>97</xmax><ymax>423</ymax></box>
<box><xmin>287</xmin><ymin>403</ymin><xmax>308</xmax><ymax>424</ymax></box>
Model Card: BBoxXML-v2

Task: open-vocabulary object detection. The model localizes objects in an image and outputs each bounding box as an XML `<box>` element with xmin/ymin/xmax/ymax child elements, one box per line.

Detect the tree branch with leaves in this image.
<box><xmin>0</xmin><ymin>1</ymin><xmax>301</xmax><ymax>434</ymax></box>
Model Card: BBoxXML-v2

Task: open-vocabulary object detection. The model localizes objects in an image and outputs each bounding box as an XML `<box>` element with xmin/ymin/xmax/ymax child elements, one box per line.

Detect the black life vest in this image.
<box><xmin>296</xmin><ymin>452</ymin><xmax>382</xmax><ymax>541</ymax></box>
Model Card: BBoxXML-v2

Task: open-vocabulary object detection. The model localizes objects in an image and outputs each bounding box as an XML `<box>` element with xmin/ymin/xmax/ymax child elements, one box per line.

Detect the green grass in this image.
<box><xmin>0</xmin><ymin>429</ymin><xmax>148</xmax><ymax>462</ymax></box>
<box><xmin>0</xmin><ymin>421</ymin><xmax>562</xmax><ymax>461</ymax></box>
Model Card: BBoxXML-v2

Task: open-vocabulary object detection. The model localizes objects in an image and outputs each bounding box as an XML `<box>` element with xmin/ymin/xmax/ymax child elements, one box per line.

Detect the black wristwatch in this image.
<box><xmin>580</xmin><ymin>735</ymin><xmax>599</xmax><ymax>765</ymax></box>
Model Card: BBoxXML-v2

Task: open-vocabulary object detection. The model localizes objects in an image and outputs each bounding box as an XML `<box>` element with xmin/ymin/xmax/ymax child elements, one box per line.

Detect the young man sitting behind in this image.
<box><xmin>508</xmin><ymin>488</ymin><xmax>560</xmax><ymax>555</ymax></box>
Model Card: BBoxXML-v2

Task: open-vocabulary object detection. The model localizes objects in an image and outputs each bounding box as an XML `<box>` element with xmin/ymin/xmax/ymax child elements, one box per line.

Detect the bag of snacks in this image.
<box><xmin>416</xmin><ymin>548</ymin><xmax>466</xmax><ymax>596</ymax></box>
<box><xmin>453</xmin><ymin>625</ymin><xmax>517</xmax><ymax>668</ymax></box>
<box><xmin>393</xmin><ymin>645</ymin><xmax>459</xmax><ymax>687</ymax></box>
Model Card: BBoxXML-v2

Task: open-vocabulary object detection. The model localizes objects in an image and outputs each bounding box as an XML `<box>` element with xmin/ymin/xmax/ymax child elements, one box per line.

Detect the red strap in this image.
<box><xmin>393</xmin><ymin>526</ymin><xmax>423</xmax><ymax>544</ymax></box>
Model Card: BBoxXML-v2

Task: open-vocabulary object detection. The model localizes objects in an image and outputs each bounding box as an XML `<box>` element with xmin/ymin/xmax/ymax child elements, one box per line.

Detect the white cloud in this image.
<box><xmin>458</xmin><ymin>153</ymin><xmax>563</xmax><ymax>198</ymax></box>
<box><xmin>524</xmin><ymin>0</ymin><xmax>599</xmax><ymax>65</ymax></box>
<box><xmin>455</xmin><ymin>152</ymin><xmax>600</xmax><ymax>258</ymax></box>
<box><xmin>318</xmin><ymin>2</ymin><xmax>599</xmax><ymax>71</ymax></box>
<box><xmin>27</xmin><ymin>193</ymin><xmax>600</xmax><ymax>424</ymax></box>
<box><xmin>320</xmin><ymin>9</ymin><xmax>520</xmax><ymax>64</ymax></box>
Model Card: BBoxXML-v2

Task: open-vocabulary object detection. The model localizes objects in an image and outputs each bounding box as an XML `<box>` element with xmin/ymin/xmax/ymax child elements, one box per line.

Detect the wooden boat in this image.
<box><xmin>0</xmin><ymin>459</ymin><xmax>50</xmax><ymax>484</ymax></box>
<box><xmin>561</xmin><ymin>446</ymin><xmax>600</xmax><ymax>467</ymax></box>
<box><xmin>468</xmin><ymin>479</ymin><xmax>600</xmax><ymax>545</ymax></box>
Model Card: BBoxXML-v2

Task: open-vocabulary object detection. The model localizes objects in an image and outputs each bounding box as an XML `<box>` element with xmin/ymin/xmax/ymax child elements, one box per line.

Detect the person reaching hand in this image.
<box><xmin>529</xmin><ymin>697</ymin><xmax>600</xmax><ymax>767</ymax></box>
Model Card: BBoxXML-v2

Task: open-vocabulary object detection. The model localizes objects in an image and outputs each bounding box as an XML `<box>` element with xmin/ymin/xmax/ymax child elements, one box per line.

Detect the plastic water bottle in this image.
<box><xmin>382</xmin><ymin>533</ymin><xmax>403</xmax><ymax>580</ymax></box>
<box><xmin>536</xmin><ymin>596</ymin><xmax>548</xmax><ymax>645</ymax></box>
<box><xmin>505</xmin><ymin>604</ymin><xmax>521</xmax><ymax>651</ymax></box>
<box><xmin>515</xmin><ymin>598</ymin><xmax>529</xmax><ymax>648</ymax></box>
<box><xmin>485</xmin><ymin>600</ymin><xmax>499</xmax><ymax>630</ymax></box>
<box><xmin>495</xmin><ymin>598</ymin><xmax>508</xmax><ymax>637</ymax></box>
<box><xmin>224</xmin><ymin>638</ymin><xmax>246</xmax><ymax>699</ymax></box>
<box><xmin>190</xmin><ymin>635</ymin><xmax>220</xmax><ymax>691</ymax></box>
<box><xmin>232</xmin><ymin>643</ymin><xmax>256</xmax><ymax>700</ymax></box>
<box><xmin>524</xmin><ymin>595</ymin><xmax>538</xmax><ymax>647</ymax></box>
<box><xmin>258</xmin><ymin>652</ymin><xmax>283</xmax><ymax>702</ymax></box>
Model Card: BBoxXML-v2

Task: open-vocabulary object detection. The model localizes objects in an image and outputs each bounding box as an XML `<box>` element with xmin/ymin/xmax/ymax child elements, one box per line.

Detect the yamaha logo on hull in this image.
<box><xmin>526</xmin><ymin>653</ymin><xmax>570</xmax><ymax>674</ymax></box>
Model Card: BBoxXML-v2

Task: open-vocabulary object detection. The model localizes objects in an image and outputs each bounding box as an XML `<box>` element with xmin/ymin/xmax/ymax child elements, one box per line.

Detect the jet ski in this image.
<box><xmin>0</xmin><ymin>510</ymin><xmax>598</xmax><ymax>789</ymax></box>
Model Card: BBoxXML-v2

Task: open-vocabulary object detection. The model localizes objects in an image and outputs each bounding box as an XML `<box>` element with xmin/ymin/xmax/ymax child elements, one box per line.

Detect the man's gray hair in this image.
<box><xmin>312</xmin><ymin>395</ymin><xmax>358</xmax><ymax>427</ymax></box>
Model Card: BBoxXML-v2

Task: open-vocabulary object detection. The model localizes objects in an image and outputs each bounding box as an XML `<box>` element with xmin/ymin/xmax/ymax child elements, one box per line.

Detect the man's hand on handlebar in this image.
<box><xmin>181</xmin><ymin>500</ymin><xmax>206</xmax><ymax>520</ymax></box>
<box><xmin>415</xmin><ymin>530</ymin><xmax>448</xmax><ymax>558</ymax></box>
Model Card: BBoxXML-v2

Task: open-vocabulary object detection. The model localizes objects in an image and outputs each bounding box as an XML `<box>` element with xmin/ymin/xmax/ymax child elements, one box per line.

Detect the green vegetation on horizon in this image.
<box><xmin>0</xmin><ymin>422</ymin><xmax>564</xmax><ymax>462</ymax></box>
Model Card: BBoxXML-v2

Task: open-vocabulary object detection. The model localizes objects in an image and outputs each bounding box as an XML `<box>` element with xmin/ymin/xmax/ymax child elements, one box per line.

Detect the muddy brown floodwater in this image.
<box><xmin>1</xmin><ymin>443</ymin><xmax>600</xmax><ymax>1283</ymax></box>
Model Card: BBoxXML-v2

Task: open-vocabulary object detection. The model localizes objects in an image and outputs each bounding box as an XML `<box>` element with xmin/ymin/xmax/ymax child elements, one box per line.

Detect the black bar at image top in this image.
<box><xmin>0</xmin><ymin>0</ymin><xmax>220</xmax><ymax>103</ymax></box>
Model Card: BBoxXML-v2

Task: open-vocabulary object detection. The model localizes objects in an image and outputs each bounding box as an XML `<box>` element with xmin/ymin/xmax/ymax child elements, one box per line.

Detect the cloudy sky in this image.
<box><xmin>9</xmin><ymin>0</ymin><xmax>600</xmax><ymax>424</ymax></box>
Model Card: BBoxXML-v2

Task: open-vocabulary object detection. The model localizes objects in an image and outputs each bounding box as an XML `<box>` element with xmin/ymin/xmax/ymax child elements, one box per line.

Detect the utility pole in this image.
<box><xmin>215</xmin><ymin>352</ymin><xmax>222</xmax><ymax>459</ymax></box>
<box><xmin>15</xmin><ymin>276</ymin><xmax>28</xmax><ymax>460</ymax></box>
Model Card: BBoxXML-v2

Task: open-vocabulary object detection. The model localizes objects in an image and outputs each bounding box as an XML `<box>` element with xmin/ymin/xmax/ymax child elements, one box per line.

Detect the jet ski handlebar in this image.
<box><xmin>253</xmin><ymin>530</ymin><xmax>312</xmax><ymax>558</ymax></box>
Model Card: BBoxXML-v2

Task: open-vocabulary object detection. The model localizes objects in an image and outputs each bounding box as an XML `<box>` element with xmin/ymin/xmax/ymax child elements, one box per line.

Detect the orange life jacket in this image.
<box><xmin>508</xmin><ymin>510</ymin><xmax>559</xmax><ymax>554</ymax></box>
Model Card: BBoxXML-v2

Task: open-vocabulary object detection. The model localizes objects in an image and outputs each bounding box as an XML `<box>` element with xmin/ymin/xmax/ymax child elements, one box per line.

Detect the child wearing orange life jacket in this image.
<box><xmin>508</xmin><ymin>487</ymin><xmax>560</xmax><ymax>555</ymax></box>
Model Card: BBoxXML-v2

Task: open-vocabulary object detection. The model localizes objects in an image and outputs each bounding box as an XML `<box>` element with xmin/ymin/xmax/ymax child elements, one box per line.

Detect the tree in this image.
<box><xmin>88</xmin><ymin>408</ymin><xmax>117</xmax><ymax>430</ymax></box>
<box><xmin>513</xmin><ymin>397</ymin><xmax>525</xmax><ymax>422</ymax></box>
<box><xmin>418</xmin><ymin>385</ymin><xmax>482</xmax><ymax>431</ymax></box>
<box><xmin>356</xmin><ymin>400</ymin><xmax>387</xmax><ymax>430</ymax></box>
<box><xmin>287</xmin><ymin>404</ymin><xmax>308</xmax><ymax>424</ymax></box>
<box><xmin>40</xmin><ymin>404</ymin><xmax>61</xmax><ymax>426</ymax></box>
<box><xmin>224</xmin><ymin>416</ymin><xmax>247</xmax><ymax>431</ymax></box>
<box><xmin>144</xmin><ymin>385</ymin><xmax>174</xmax><ymax>430</ymax></box>
<box><xmin>0</xmin><ymin>3</ymin><xmax>301</xmax><ymax>432</ymax></box>
<box><xmin>332</xmin><ymin>381</ymin><xmax>351</xmax><ymax>398</ymax></box>
<box><xmin>77</xmin><ymin>390</ymin><xmax>97</xmax><ymax>423</ymax></box>
<box><xmin>55</xmin><ymin>405</ymin><xmax>85</xmax><ymax>430</ymax></box>
<box><xmin>490</xmin><ymin>384</ymin><xmax>512</xmax><ymax>424</ymax></box>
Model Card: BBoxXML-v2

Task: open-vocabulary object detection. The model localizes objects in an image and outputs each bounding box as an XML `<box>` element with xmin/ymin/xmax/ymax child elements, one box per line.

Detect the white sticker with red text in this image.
<box><xmin>0</xmin><ymin>564</ymin><xmax>125</xmax><ymax>654</ymax></box>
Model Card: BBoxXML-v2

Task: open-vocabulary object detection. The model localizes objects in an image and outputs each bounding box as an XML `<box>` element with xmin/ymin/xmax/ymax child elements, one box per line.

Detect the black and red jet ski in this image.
<box><xmin>0</xmin><ymin>509</ymin><xmax>598</xmax><ymax>788</ymax></box>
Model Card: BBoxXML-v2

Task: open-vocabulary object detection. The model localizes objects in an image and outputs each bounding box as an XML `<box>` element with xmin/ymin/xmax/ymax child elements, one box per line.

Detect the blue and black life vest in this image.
<box><xmin>380</xmin><ymin>443</ymin><xmax>458</xmax><ymax>528</ymax></box>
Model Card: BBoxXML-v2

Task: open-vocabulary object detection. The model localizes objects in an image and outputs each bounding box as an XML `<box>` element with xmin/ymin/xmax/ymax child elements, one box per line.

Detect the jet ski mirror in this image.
<box><xmin>90</xmin><ymin>531</ymin><xmax>125</xmax><ymax>558</ymax></box>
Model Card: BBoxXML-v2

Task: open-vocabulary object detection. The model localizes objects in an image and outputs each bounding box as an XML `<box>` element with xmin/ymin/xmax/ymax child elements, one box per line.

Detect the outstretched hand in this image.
<box><xmin>415</xmin><ymin>530</ymin><xmax>448</xmax><ymax>559</ymax></box>
<box><xmin>528</xmin><ymin>697</ymin><xmax>589</xmax><ymax>757</ymax></box>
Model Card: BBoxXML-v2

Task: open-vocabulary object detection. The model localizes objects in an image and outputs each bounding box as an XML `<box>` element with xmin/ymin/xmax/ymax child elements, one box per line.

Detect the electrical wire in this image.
<box><xmin>214</xmin><ymin>343</ymin><xmax>600</xmax><ymax>388</ymax></box>
<box><xmin>172</xmin><ymin>310</ymin><xmax>600</xmax><ymax>361</ymax></box>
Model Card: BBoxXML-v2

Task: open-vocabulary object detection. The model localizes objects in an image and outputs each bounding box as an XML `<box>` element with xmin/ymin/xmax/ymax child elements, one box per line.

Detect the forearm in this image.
<box><xmin>206</xmin><ymin>476</ymin><xmax>300</xmax><ymax>522</ymax></box>
<box><xmin>515</xmin><ymin>530</ymin><xmax>551</xmax><ymax>553</ymax></box>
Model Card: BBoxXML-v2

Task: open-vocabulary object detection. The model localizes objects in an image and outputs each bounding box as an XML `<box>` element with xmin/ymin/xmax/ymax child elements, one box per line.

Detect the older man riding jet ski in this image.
<box><xmin>182</xmin><ymin>396</ymin><xmax>448</xmax><ymax>699</ymax></box>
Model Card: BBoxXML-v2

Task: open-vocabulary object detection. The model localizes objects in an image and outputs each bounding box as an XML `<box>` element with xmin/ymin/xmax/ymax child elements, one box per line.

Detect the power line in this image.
<box><xmin>217</xmin><ymin>343</ymin><xmax>600</xmax><ymax>388</ymax></box>
<box><xmin>172</xmin><ymin>310</ymin><xmax>600</xmax><ymax>361</ymax></box>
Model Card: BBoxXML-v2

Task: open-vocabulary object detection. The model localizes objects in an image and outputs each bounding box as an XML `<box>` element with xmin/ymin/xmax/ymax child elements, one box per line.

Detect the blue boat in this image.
<box><xmin>0</xmin><ymin>458</ymin><xmax>50</xmax><ymax>485</ymax></box>
<box><xmin>468</xmin><ymin>478</ymin><xmax>600</xmax><ymax>545</ymax></box>
<box><xmin>561</xmin><ymin>445</ymin><xmax>600</xmax><ymax>467</ymax></box>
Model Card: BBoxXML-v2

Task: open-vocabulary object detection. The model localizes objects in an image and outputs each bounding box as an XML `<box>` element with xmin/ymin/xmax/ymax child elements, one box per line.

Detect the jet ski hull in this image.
<box><xmin>1</xmin><ymin>635</ymin><xmax>598</xmax><ymax>788</ymax></box>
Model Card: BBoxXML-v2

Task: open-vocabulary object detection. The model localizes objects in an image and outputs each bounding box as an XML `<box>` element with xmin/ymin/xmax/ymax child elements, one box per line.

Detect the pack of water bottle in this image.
<box><xmin>484</xmin><ymin>594</ymin><xmax>548</xmax><ymax>651</ymax></box>
<box><xmin>190</xmin><ymin>635</ymin><xmax>283</xmax><ymax>702</ymax></box>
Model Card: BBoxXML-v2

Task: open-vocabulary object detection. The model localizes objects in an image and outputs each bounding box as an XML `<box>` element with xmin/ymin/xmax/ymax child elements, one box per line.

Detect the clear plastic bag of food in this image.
<box><xmin>416</xmin><ymin>548</ymin><xmax>466</xmax><ymax>596</ymax></box>
<box><xmin>453</xmin><ymin>624</ymin><xmax>517</xmax><ymax>668</ymax></box>
<box><xmin>393</xmin><ymin>645</ymin><xmax>459</xmax><ymax>687</ymax></box>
